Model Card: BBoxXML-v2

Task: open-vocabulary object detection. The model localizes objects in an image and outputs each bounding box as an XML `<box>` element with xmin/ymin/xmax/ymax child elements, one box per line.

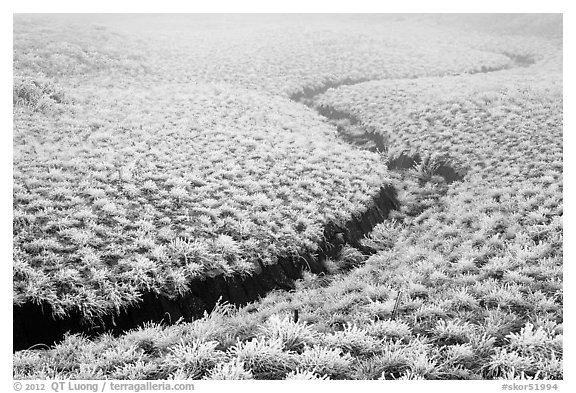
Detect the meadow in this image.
<box><xmin>13</xmin><ymin>14</ymin><xmax>562</xmax><ymax>380</ymax></box>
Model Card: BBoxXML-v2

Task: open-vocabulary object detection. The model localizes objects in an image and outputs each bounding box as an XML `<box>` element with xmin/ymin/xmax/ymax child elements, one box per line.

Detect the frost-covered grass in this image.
<box><xmin>14</xmin><ymin>295</ymin><xmax>562</xmax><ymax>380</ymax></box>
<box><xmin>13</xmin><ymin>17</ymin><xmax>393</xmax><ymax>319</ymax></box>
<box><xmin>13</xmin><ymin>80</ymin><xmax>392</xmax><ymax>318</ymax></box>
<box><xmin>14</xmin><ymin>14</ymin><xmax>562</xmax><ymax>379</ymax></box>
